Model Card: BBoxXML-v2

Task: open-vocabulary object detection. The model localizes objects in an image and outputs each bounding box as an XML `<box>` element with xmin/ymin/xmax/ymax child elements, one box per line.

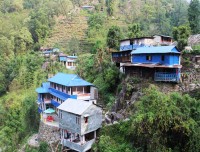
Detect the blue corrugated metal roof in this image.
<box><xmin>51</xmin><ymin>99</ymin><xmax>60</xmax><ymax>107</ymax></box>
<box><xmin>42</xmin><ymin>50</ymin><xmax>53</xmax><ymax>54</ymax></box>
<box><xmin>48</xmin><ymin>73</ymin><xmax>94</xmax><ymax>87</ymax></box>
<box><xmin>131</xmin><ymin>46</ymin><xmax>180</xmax><ymax>54</ymax></box>
<box><xmin>59</xmin><ymin>56</ymin><xmax>67</xmax><ymax>61</ymax></box>
<box><xmin>36</xmin><ymin>82</ymin><xmax>50</xmax><ymax>93</ymax></box>
<box><xmin>67</xmin><ymin>56</ymin><xmax>77</xmax><ymax>59</ymax></box>
<box><xmin>120</xmin><ymin>44</ymin><xmax>146</xmax><ymax>51</ymax></box>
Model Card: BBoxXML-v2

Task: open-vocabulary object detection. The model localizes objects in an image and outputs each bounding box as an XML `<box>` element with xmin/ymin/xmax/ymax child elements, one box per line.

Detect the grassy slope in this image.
<box><xmin>44</xmin><ymin>10</ymin><xmax>89</xmax><ymax>51</ymax></box>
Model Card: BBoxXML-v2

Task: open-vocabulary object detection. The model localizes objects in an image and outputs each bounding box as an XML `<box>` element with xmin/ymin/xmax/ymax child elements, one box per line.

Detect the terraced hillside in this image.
<box><xmin>44</xmin><ymin>10</ymin><xmax>90</xmax><ymax>52</ymax></box>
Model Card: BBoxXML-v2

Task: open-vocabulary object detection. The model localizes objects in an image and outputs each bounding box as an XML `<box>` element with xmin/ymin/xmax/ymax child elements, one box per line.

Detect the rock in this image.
<box><xmin>123</xmin><ymin>118</ymin><xmax>130</xmax><ymax>122</ymax></box>
<box><xmin>189</xmin><ymin>83</ymin><xmax>196</xmax><ymax>90</ymax></box>
<box><xmin>115</xmin><ymin>113</ymin><xmax>124</xmax><ymax>120</ymax></box>
<box><xmin>130</xmin><ymin>92</ymin><xmax>142</xmax><ymax>102</ymax></box>
<box><xmin>105</xmin><ymin>115</ymin><xmax>111</xmax><ymax>124</ymax></box>
<box><xmin>113</xmin><ymin>121</ymin><xmax>119</xmax><ymax>124</ymax></box>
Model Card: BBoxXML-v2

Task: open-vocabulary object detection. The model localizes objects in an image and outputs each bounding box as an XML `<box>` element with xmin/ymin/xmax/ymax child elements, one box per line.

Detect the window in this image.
<box><xmin>85</xmin><ymin>117</ymin><xmax>88</xmax><ymax>123</ymax></box>
<box><xmin>161</xmin><ymin>55</ymin><xmax>165</xmax><ymax>61</ymax></box>
<box><xmin>68</xmin><ymin>62</ymin><xmax>72</xmax><ymax>66</ymax></box>
<box><xmin>76</xmin><ymin>116</ymin><xmax>80</xmax><ymax>125</ymax></box>
<box><xmin>59</xmin><ymin>110</ymin><xmax>62</xmax><ymax>119</ymax></box>
<box><xmin>146</xmin><ymin>55</ymin><xmax>152</xmax><ymax>61</ymax></box>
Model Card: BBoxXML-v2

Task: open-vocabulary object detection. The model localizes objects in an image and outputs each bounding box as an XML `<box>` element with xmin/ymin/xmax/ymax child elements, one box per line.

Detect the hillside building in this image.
<box><xmin>153</xmin><ymin>35</ymin><xmax>173</xmax><ymax>46</ymax></box>
<box><xmin>36</xmin><ymin>73</ymin><xmax>98</xmax><ymax>115</ymax></box>
<box><xmin>112</xmin><ymin>35</ymin><xmax>174</xmax><ymax>72</ymax></box>
<box><xmin>123</xmin><ymin>46</ymin><xmax>182</xmax><ymax>82</ymax></box>
<box><xmin>58</xmin><ymin>98</ymin><xmax>102</xmax><ymax>152</ymax></box>
<box><xmin>36</xmin><ymin>73</ymin><xmax>101</xmax><ymax>151</ymax></box>
<box><xmin>58</xmin><ymin>53</ymin><xmax>77</xmax><ymax>70</ymax></box>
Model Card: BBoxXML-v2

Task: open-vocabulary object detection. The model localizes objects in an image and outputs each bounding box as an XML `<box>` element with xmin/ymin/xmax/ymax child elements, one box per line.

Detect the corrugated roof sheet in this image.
<box><xmin>122</xmin><ymin>63</ymin><xmax>182</xmax><ymax>68</ymax></box>
<box><xmin>57</xmin><ymin>98</ymin><xmax>92</xmax><ymax>115</ymax></box>
<box><xmin>131</xmin><ymin>46</ymin><xmax>180</xmax><ymax>54</ymax></box>
<box><xmin>36</xmin><ymin>82</ymin><xmax>50</xmax><ymax>93</ymax></box>
<box><xmin>48</xmin><ymin>73</ymin><xmax>94</xmax><ymax>87</ymax></box>
<box><xmin>67</xmin><ymin>56</ymin><xmax>77</xmax><ymax>59</ymax></box>
<box><xmin>154</xmin><ymin>35</ymin><xmax>172</xmax><ymax>38</ymax></box>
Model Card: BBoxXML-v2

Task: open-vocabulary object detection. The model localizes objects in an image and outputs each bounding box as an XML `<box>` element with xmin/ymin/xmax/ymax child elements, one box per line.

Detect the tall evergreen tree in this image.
<box><xmin>173</xmin><ymin>25</ymin><xmax>191</xmax><ymax>50</ymax></box>
<box><xmin>107</xmin><ymin>26</ymin><xmax>122</xmax><ymax>50</ymax></box>
<box><xmin>188</xmin><ymin>0</ymin><xmax>200</xmax><ymax>34</ymax></box>
<box><xmin>128</xmin><ymin>24</ymin><xmax>143</xmax><ymax>38</ymax></box>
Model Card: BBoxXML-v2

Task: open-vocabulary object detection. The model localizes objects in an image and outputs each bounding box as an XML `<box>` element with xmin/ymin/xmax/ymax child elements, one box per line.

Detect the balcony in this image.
<box><xmin>120</xmin><ymin>44</ymin><xmax>143</xmax><ymax>51</ymax></box>
<box><xmin>51</xmin><ymin>99</ymin><xmax>60</xmax><ymax>107</ymax></box>
<box><xmin>37</xmin><ymin>97</ymin><xmax>42</xmax><ymax>102</ymax></box>
<box><xmin>112</xmin><ymin>56</ymin><xmax>131</xmax><ymax>63</ymax></box>
<box><xmin>49</xmin><ymin>88</ymin><xmax>77</xmax><ymax>100</ymax></box>
<box><xmin>154</xmin><ymin>72</ymin><xmax>179</xmax><ymax>82</ymax></box>
<box><xmin>44</xmin><ymin>98</ymin><xmax>51</xmax><ymax>104</ymax></box>
<box><xmin>120</xmin><ymin>45</ymin><xmax>133</xmax><ymax>51</ymax></box>
<box><xmin>63</xmin><ymin>139</ymin><xmax>95</xmax><ymax>152</ymax></box>
<box><xmin>38</xmin><ymin>108</ymin><xmax>43</xmax><ymax>113</ymax></box>
<box><xmin>76</xmin><ymin>93</ymin><xmax>91</xmax><ymax>100</ymax></box>
<box><xmin>41</xmin><ymin>113</ymin><xmax>59</xmax><ymax>127</ymax></box>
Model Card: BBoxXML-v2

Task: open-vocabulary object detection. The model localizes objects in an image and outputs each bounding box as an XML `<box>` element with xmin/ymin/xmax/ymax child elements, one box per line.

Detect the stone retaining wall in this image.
<box><xmin>38</xmin><ymin>121</ymin><xmax>60</xmax><ymax>145</ymax></box>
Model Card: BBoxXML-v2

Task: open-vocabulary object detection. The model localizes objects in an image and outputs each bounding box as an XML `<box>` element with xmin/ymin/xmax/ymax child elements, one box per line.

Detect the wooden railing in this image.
<box><xmin>120</xmin><ymin>45</ymin><xmax>133</xmax><ymax>51</ymax></box>
<box><xmin>154</xmin><ymin>72</ymin><xmax>179</xmax><ymax>82</ymax></box>
<box><xmin>112</xmin><ymin>56</ymin><xmax>130</xmax><ymax>63</ymax></box>
<box><xmin>63</xmin><ymin>139</ymin><xmax>95</xmax><ymax>152</ymax></box>
<box><xmin>49</xmin><ymin>88</ymin><xmax>77</xmax><ymax>100</ymax></box>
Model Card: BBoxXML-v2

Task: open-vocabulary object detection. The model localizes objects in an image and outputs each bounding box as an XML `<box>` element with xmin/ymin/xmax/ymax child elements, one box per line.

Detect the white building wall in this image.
<box><xmin>120</xmin><ymin>40</ymin><xmax>130</xmax><ymax>46</ymax></box>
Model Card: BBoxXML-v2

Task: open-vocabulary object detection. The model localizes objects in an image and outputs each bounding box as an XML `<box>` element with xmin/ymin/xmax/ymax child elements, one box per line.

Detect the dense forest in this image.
<box><xmin>0</xmin><ymin>0</ymin><xmax>200</xmax><ymax>151</ymax></box>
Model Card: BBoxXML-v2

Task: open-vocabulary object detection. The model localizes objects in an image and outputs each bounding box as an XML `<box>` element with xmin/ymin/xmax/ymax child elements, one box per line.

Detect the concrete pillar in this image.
<box><xmin>70</xmin><ymin>132</ymin><xmax>72</xmax><ymax>141</ymax></box>
<box><xmin>94</xmin><ymin>131</ymin><xmax>96</xmax><ymax>138</ymax></box>
<box><xmin>82</xmin><ymin>135</ymin><xmax>85</xmax><ymax>143</ymax></box>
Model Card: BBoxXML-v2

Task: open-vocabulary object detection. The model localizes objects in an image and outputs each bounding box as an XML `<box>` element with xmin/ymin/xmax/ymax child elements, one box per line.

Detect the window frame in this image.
<box><xmin>146</xmin><ymin>55</ymin><xmax>152</xmax><ymax>61</ymax></box>
<box><xmin>161</xmin><ymin>55</ymin><xmax>165</xmax><ymax>61</ymax></box>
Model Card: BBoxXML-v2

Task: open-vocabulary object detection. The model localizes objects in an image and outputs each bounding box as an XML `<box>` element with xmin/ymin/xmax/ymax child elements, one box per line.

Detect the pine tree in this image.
<box><xmin>188</xmin><ymin>0</ymin><xmax>200</xmax><ymax>34</ymax></box>
<box><xmin>107</xmin><ymin>26</ymin><xmax>122</xmax><ymax>50</ymax></box>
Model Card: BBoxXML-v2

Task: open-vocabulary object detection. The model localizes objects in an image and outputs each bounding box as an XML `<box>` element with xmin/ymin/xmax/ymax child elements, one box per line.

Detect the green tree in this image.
<box><xmin>14</xmin><ymin>27</ymin><xmax>33</xmax><ymax>54</ymax></box>
<box><xmin>129</xmin><ymin>85</ymin><xmax>200</xmax><ymax>151</ymax></box>
<box><xmin>0</xmin><ymin>0</ymin><xmax>23</xmax><ymax>13</ymax></box>
<box><xmin>0</xmin><ymin>36</ymin><xmax>14</xmax><ymax>56</ymax></box>
<box><xmin>23</xmin><ymin>0</ymin><xmax>40</xmax><ymax>9</ymax></box>
<box><xmin>107</xmin><ymin>26</ymin><xmax>122</xmax><ymax>50</ymax></box>
<box><xmin>38</xmin><ymin>142</ymin><xmax>49</xmax><ymax>152</ymax></box>
<box><xmin>106</xmin><ymin>0</ymin><xmax>114</xmax><ymax>16</ymax></box>
<box><xmin>128</xmin><ymin>24</ymin><xmax>143</xmax><ymax>38</ymax></box>
<box><xmin>173</xmin><ymin>25</ymin><xmax>190</xmax><ymax>50</ymax></box>
<box><xmin>188</xmin><ymin>0</ymin><xmax>200</xmax><ymax>34</ymax></box>
<box><xmin>28</xmin><ymin>8</ymin><xmax>55</xmax><ymax>46</ymax></box>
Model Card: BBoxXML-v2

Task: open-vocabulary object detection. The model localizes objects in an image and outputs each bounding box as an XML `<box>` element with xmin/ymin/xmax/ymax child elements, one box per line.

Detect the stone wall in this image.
<box><xmin>38</xmin><ymin>121</ymin><xmax>60</xmax><ymax>145</ymax></box>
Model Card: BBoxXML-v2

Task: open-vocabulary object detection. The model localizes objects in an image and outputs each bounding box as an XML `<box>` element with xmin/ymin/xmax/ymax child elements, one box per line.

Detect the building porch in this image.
<box><xmin>123</xmin><ymin>64</ymin><xmax>181</xmax><ymax>82</ymax></box>
<box><xmin>40</xmin><ymin>113</ymin><xmax>59</xmax><ymax>127</ymax></box>
<box><xmin>61</xmin><ymin>130</ymin><xmax>96</xmax><ymax>152</ymax></box>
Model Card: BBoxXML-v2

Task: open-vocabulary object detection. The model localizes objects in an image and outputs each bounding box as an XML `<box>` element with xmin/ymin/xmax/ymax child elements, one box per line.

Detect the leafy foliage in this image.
<box><xmin>188</xmin><ymin>0</ymin><xmax>200</xmax><ymax>34</ymax></box>
<box><xmin>28</xmin><ymin>7</ymin><xmax>55</xmax><ymax>45</ymax></box>
<box><xmin>128</xmin><ymin>24</ymin><xmax>143</xmax><ymax>38</ymax></box>
<box><xmin>173</xmin><ymin>25</ymin><xmax>190</xmax><ymax>50</ymax></box>
<box><xmin>107</xmin><ymin>26</ymin><xmax>122</xmax><ymax>50</ymax></box>
<box><xmin>95</xmin><ymin>86</ymin><xmax>200</xmax><ymax>152</ymax></box>
<box><xmin>129</xmin><ymin>85</ymin><xmax>200</xmax><ymax>151</ymax></box>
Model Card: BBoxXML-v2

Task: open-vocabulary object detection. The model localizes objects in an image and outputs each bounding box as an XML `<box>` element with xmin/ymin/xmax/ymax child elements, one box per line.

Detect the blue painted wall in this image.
<box><xmin>59</xmin><ymin>56</ymin><xmax>67</xmax><ymax>61</ymax></box>
<box><xmin>132</xmin><ymin>53</ymin><xmax>180</xmax><ymax>65</ymax></box>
